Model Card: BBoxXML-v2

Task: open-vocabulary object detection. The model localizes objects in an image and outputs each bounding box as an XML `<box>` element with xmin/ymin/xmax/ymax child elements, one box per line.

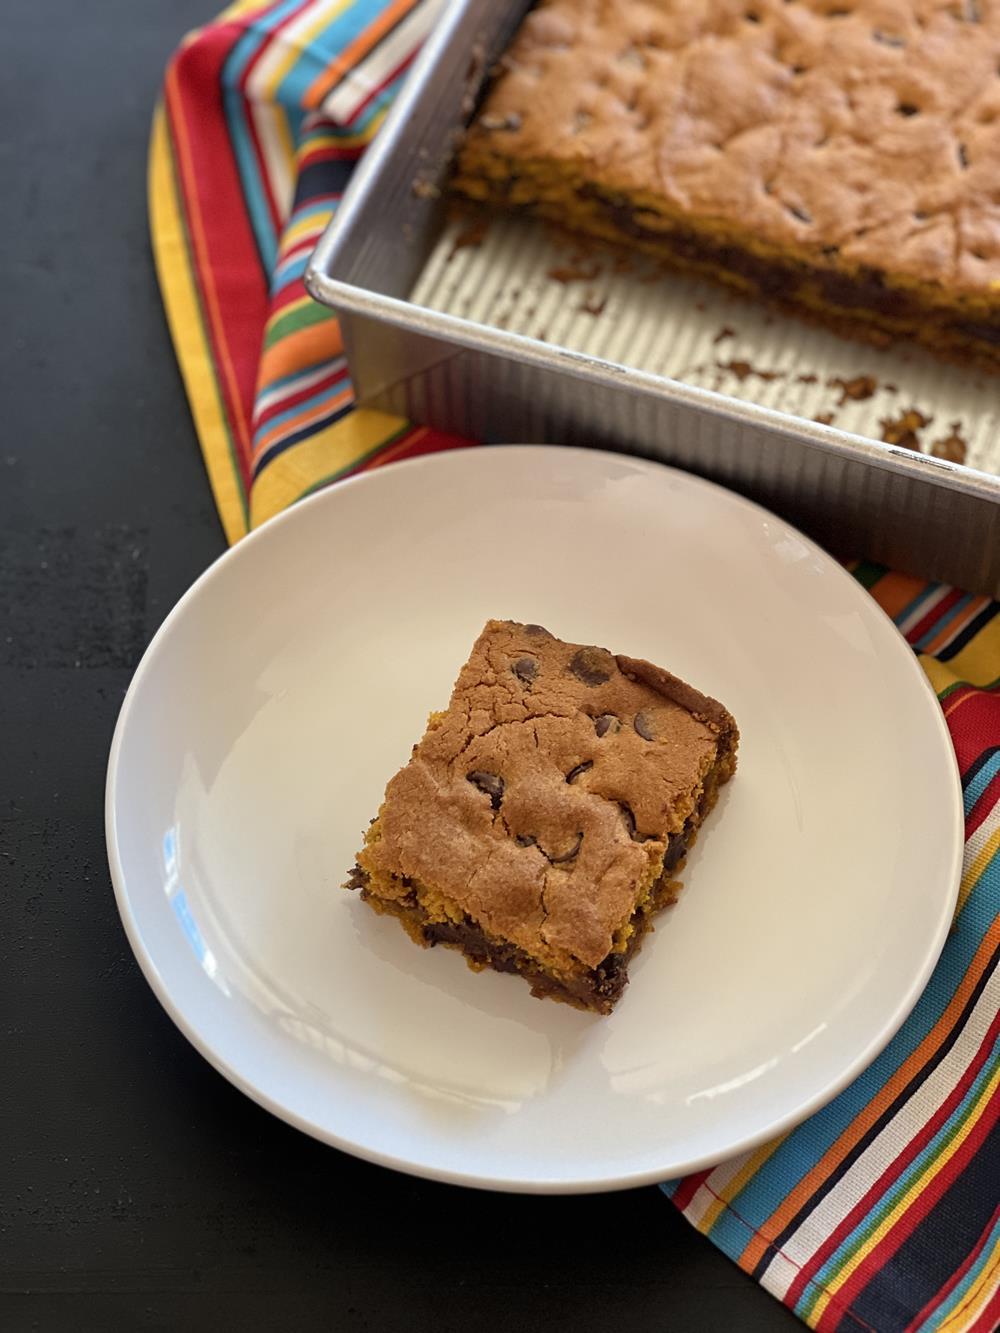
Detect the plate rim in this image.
<box><xmin>105</xmin><ymin>444</ymin><xmax>964</xmax><ymax>1193</ymax></box>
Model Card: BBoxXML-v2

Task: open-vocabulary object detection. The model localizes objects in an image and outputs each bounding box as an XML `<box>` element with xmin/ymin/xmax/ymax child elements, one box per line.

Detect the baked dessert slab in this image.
<box><xmin>452</xmin><ymin>0</ymin><xmax>1000</xmax><ymax>367</ymax></box>
<box><xmin>346</xmin><ymin>620</ymin><xmax>738</xmax><ymax>1014</ymax></box>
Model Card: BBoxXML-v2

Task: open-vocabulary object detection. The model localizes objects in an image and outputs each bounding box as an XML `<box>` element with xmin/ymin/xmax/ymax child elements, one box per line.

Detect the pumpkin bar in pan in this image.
<box><xmin>452</xmin><ymin>0</ymin><xmax>1000</xmax><ymax>367</ymax></box>
<box><xmin>345</xmin><ymin>620</ymin><xmax>738</xmax><ymax>1014</ymax></box>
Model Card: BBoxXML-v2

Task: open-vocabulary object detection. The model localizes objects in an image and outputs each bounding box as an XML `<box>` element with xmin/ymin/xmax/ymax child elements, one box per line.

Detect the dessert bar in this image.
<box><xmin>453</xmin><ymin>1</ymin><xmax>1000</xmax><ymax>366</ymax></box>
<box><xmin>346</xmin><ymin>620</ymin><xmax>738</xmax><ymax>1013</ymax></box>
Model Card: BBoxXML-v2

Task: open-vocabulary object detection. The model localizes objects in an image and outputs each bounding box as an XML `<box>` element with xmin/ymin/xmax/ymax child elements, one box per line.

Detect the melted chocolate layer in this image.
<box><xmin>360</xmin><ymin>822</ymin><xmax>694</xmax><ymax>1014</ymax></box>
<box><xmin>589</xmin><ymin>194</ymin><xmax>998</xmax><ymax>343</ymax></box>
<box><xmin>480</xmin><ymin>175</ymin><xmax>1000</xmax><ymax>356</ymax></box>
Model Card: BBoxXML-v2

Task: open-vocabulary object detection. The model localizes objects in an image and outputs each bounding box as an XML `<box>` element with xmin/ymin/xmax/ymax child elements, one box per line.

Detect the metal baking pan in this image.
<box><xmin>306</xmin><ymin>0</ymin><xmax>1000</xmax><ymax>595</ymax></box>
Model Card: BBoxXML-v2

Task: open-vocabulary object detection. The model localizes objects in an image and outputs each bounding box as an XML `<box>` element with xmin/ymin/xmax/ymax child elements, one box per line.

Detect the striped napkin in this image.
<box><xmin>150</xmin><ymin>4</ymin><xmax>1000</xmax><ymax>1329</ymax></box>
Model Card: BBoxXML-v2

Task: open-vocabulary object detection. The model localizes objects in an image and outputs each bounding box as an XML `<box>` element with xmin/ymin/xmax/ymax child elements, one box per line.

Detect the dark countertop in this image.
<box><xmin>1</xmin><ymin>3</ymin><xmax>800</xmax><ymax>1329</ymax></box>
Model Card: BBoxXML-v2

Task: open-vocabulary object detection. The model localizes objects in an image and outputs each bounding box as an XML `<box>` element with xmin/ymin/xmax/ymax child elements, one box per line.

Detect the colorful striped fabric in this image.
<box><xmin>149</xmin><ymin>5</ymin><xmax>1000</xmax><ymax>1330</ymax></box>
<box><xmin>149</xmin><ymin>0</ymin><xmax>466</xmax><ymax>543</ymax></box>
<box><xmin>666</xmin><ymin>563</ymin><xmax>1000</xmax><ymax>1333</ymax></box>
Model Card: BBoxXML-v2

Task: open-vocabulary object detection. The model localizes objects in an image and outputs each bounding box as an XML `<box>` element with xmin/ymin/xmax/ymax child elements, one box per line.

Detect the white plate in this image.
<box><xmin>106</xmin><ymin>446</ymin><xmax>963</xmax><ymax>1193</ymax></box>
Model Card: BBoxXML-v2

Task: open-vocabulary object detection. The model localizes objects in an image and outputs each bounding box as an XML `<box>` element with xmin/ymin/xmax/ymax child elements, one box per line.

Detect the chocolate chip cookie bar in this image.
<box><xmin>453</xmin><ymin>1</ymin><xmax>1000</xmax><ymax>367</ymax></box>
<box><xmin>346</xmin><ymin>621</ymin><xmax>738</xmax><ymax>1014</ymax></box>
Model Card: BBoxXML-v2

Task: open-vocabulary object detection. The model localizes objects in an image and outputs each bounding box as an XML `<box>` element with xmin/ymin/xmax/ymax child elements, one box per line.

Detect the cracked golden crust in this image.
<box><xmin>455</xmin><ymin>0</ymin><xmax>1000</xmax><ymax>299</ymax></box>
<box><xmin>357</xmin><ymin>620</ymin><xmax>738</xmax><ymax>971</ymax></box>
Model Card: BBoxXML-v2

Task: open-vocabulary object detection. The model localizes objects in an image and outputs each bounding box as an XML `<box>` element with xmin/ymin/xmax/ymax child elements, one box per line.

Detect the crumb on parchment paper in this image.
<box><xmin>828</xmin><ymin>374</ymin><xmax>878</xmax><ymax>406</ymax></box>
<box><xmin>880</xmin><ymin>408</ymin><xmax>933</xmax><ymax>451</ymax></box>
<box><xmin>930</xmin><ymin>422</ymin><xmax>968</xmax><ymax>465</ymax></box>
<box><xmin>716</xmin><ymin>359</ymin><xmax>783</xmax><ymax>383</ymax></box>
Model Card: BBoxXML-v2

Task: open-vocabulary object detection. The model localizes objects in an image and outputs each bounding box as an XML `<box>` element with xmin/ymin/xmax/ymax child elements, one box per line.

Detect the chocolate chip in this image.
<box><xmin>594</xmin><ymin>713</ymin><xmax>621</xmax><ymax>737</ymax></box>
<box><xmin>618</xmin><ymin>802</ymin><xmax>652</xmax><ymax>843</ymax></box>
<box><xmin>523</xmin><ymin>623</ymin><xmax>553</xmax><ymax>638</ymax></box>
<box><xmin>466</xmin><ymin>770</ymin><xmax>505</xmax><ymax>809</ymax></box>
<box><xmin>547</xmin><ymin>832</ymin><xmax>584</xmax><ymax>864</ymax></box>
<box><xmin>565</xmin><ymin>760</ymin><xmax>593</xmax><ymax>784</ymax></box>
<box><xmin>344</xmin><ymin>865</ymin><xmax>369</xmax><ymax>891</ymax></box>
<box><xmin>634</xmin><ymin>712</ymin><xmax>656</xmax><ymax>741</ymax></box>
<box><xmin>512</xmin><ymin>656</ymin><xmax>538</xmax><ymax>685</ymax></box>
<box><xmin>663</xmin><ymin>827</ymin><xmax>692</xmax><ymax>873</ymax></box>
<box><xmin>596</xmin><ymin>951</ymin><xmax>625</xmax><ymax>987</ymax></box>
<box><xmin>568</xmin><ymin>646</ymin><xmax>614</xmax><ymax>686</ymax></box>
<box><xmin>515</xmin><ymin>834</ymin><xmax>537</xmax><ymax>847</ymax></box>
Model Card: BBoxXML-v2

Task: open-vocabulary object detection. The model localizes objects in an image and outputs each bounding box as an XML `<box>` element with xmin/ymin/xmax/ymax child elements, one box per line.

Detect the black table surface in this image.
<box><xmin>2</xmin><ymin>4</ymin><xmax>802</xmax><ymax>1329</ymax></box>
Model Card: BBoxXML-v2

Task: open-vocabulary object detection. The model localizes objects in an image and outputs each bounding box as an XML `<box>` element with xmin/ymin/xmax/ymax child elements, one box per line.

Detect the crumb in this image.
<box><xmin>479</xmin><ymin>111</ymin><xmax>523</xmax><ymax>132</ymax></box>
<box><xmin>465</xmin><ymin>44</ymin><xmax>486</xmax><ymax>84</ymax></box>
<box><xmin>930</xmin><ymin>421</ymin><xmax>968</xmax><ymax>465</ymax></box>
<box><xmin>814</xmin><ymin>412</ymin><xmax>836</xmax><ymax>425</ymax></box>
<box><xmin>828</xmin><ymin>374</ymin><xmax>878</xmax><ymax>406</ymax></box>
<box><xmin>412</xmin><ymin>178</ymin><xmax>441</xmax><ymax>200</ymax></box>
<box><xmin>579</xmin><ymin>295</ymin><xmax>607</xmax><ymax>316</ymax></box>
<box><xmin>547</xmin><ymin>261</ymin><xmax>602</xmax><ymax>283</ymax></box>
<box><xmin>713</xmin><ymin>325</ymin><xmax>736</xmax><ymax>345</ymax></box>
<box><xmin>716</xmin><ymin>359</ymin><xmax>784</xmax><ymax>382</ymax></box>
<box><xmin>797</xmin><ymin>373</ymin><xmax>819</xmax><ymax>384</ymax></box>
<box><xmin>880</xmin><ymin>407</ymin><xmax>933</xmax><ymax>450</ymax></box>
<box><xmin>694</xmin><ymin>300</ymin><xmax>706</xmax><ymax>311</ymax></box>
<box><xmin>448</xmin><ymin>218</ymin><xmax>489</xmax><ymax>259</ymax></box>
<box><xmin>717</xmin><ymin>359</ymin><xmax>753</xmax><ymax>381</ymax></box>
<box><xmin>883</xmin><ymin>382</ymin><xmax>898</xmax><ymax>393</ymax></box>
<box><xmin>613</xmin><ymin>254</ymin><xmax>634</xmax><ymax>273</ymax></box>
